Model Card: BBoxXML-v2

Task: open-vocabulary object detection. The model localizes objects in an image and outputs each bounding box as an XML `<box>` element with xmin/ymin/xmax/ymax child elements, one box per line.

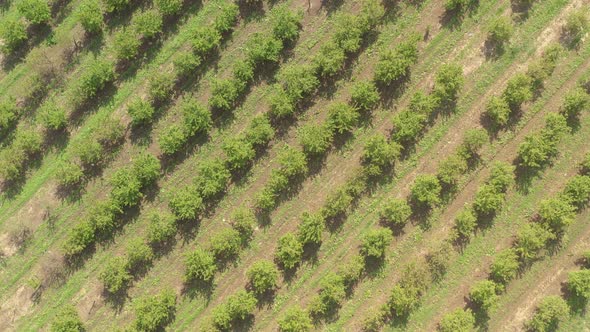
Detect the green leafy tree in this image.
<box><xmin>155</xmin><ymin>0</ymin><xmax>183</xmax><ymax>16</ymax></box>
<box><xmin>453</xmin><ymin>207</ymin><xmax>477</xmax><ymax>240</ymax></box>
<box><xmin>327</xmin><ymin>102</ymin><xmax>360</xmax><ymax>134</ymax></box>
<box><xmin>51</xmin><ymin>305</ymin><xmax>84</xmax><ymax>332</ymax></box>
<box><xmin>515</xmin><ymin>223</ymin><xmax>555</xmax><ymax>261</ymax></box>
<box><xmin>517</xmin><ymin>133</ymin><xmax>552</xmax><ymax>169</ymax></box>
<box><xmin>209</xmin><ymin>78</ymin><xmax>240</xmax><ymax>112</ymax></box>
<box><xmin>246</xmin><ymin>33</ymin><xmax>283</xmax><ymax>64</ymax></box>
<box><xmin>380</xmin><ymin>198</ymin><xmax>411</xmax><ymax>227</ymax></box>
<box><xmin>133</xmin><ymin>9</ymin><xmax>163</xmax><ymax>39</ymax></box>
<box><xmin>159</xmin><ymin>124</ymin><xmax>187</xmax><ymax>155</ymax></box>
<box><xmin>374</xmin><ymin>39</ymin><xmax>419</xmax><ymax>85</ymax></box>
<box><xmin>76</xmin><ymin>0</ymin><xmax>103</xmax><ymax>33</ymax></box>
<box><xmin>386</xmin><ymin>284</ymin><xmax>421</xmax><ymax>319</ymax></box>
<box><xmin>270</xmin><ymin>4</ymin><xmax>302</xmax><ymax>43</ymax></box>
<box><xmin>132</xmin><ymin>289</ymin><xmax>176</xmax><ymax>332</ymax></box>
<box><xmin>333</xmin><ymin>13</ymin><xmax>366</xmax><ymax>53</ymax></box>
<box><xmin>103</xmin><ymin>0</ymin><xmax>129</xmax><ymax>13</ymax></box>
<box><xmin>445</xmin><ymin>0</ymin><xmax>469</xmax><ymax>13</ymax></box>
<box><xmin>391</xmin><ymin>109</ymin><xmax>427</xmax><ymax>146</ymax></box>
<box><xmin>180</xmin><ymin>98</ymin><xmax>211</xmax><ymax>137</ymax></box>
<box><xmin>132</xmin><ymin>152</ymin><xmax>159</xmax><ymax>187</ymax></box>
<box><xmin>278</xmin><ymin>306</ymin><xmax>312</xmax><ymax>332</ymax></box>
<box><xmin>433</xmin><ymin>63</ymin><xmax>464</xmax><ymax>106</ymax></box>
<box><xmin>362</xmin><ymin>134</ymin><xmax>401</xmax><ymax>177</ymax></box>
<box><xmin>567</xmin><ymin>269</ymin><xmax>590</xmax><ymax>300</ymax></box>
<box><xmin>191</xmin><ymin>26</ymin><xmax>221</xmax><ymax>55</ymax></box>
<box><xmin>62</xmin><ymin>220</ymin><xmax>95</xmax><ymax>256</ymax></box>
<box><xmin>490</xmin><ymin>249</ymin><xmax>519</xmax><ymax>284</ymax></box>
<box><xmin>410</xmin><ymin>174</ymin><xmax>442</xmax><ymax>209</ymax></box>
<box><xmin>247</xmin><ymin>260</ymin><xmax>279</xmax><ymax>294</ymax></box>
<box><xmin>113</xmin><ymin>27</ymin><xmax>141</xmax><ymax>61</ymax></box>
<box><xmin>245</xmin><ymin>115</ymin><xmax>274</xmax><ymax>147</ymax></box>
<box><xmin>230</xmin><ymin>207</ymin><xmax>256</xmax><ymax>241</ymax></box>
<box><xmin>562</xmin><ymin>9</ymin><xmax>589</xmax><ymax>47</ymax></box>
<box><xmin>277</xmin><ymin>64</ymin><xmax>319</xmax><ymax>104</ymax></box>
<box><xmin>582</xmin><ymin>153</ymin><xmax>590</xmax><ymax>175</ymax></box>
<box><xmin>213</xmin><ymin>2</ymin><xmax>239</xmax><ymax>33</ymax></box>
<box><xmin>75</xmin><ymin>57</ymin><xmax>115</xmax><ymax>103</ymax></box>
<box><xmin>309</xmin><ymin>273</ymin><xmax>346</xmax><ymax>317</ymax></box>
<box><xmin>185</xmin><ymin>248</ymin><xmax>216</xmax><ymax>282</ymax></box>
<box><xmin>127</xmin><ymin>98</ymin><xmax>155</xmax><ymax>125</ymax></box>
<box><xmin>485</xmin><ymin>96</ymin><xmax>511</xmax><ymax>128</ymax></box>
<box><xmin>460</xmin><ymin>128</ymin><xmax>487</xmax><ymax>159</ymax></box>
<box><xmin>0</xmin><ymin>99</ymin><xmax>18</xmax><ymax>134</ymax></box>
<box><xmin>17</xmin><ymin>0</ymin><xmax>51</xmax><ymax>24</ymax></box>
<box><xmin>55</xmin><ymin>162</ymin><xmax>84</xmax><ymax>187</ymax></box>
<box><xmin>174</xmin><ymin>51</ymin><xmax>201</xmax><ymax>77</ymax></box>
<box><xmin>487</xmin><ymin>16</ymin><xmax>513</xmax><ymax>48</ymax></box>
<box><xmin>563</xmin><ymin>175</ymin><xmax>590</xmax><ymax>208</ymax></box>
<box><xmin>297</xmin><ymin>212</ymin><xmax>324</xmax><ymax>245</ymax></box>
<box><xmin>322</xmin><ymin>186</ymin><xmax>354</xmax><ymax>220</ymax></box>
<box><xmin>339</xmin><ymin>254</ymin><xmax>365</xmax><ymax>287</ymax></box>
<box><xmin>360</xmin><ymin>228</ymin><xmax>393</xmax><ymax>259</ymax></box>
<box><xmin>38</xmin><ymin>100</ymin><xmax>67</xmax><ymax>131</ymax></box>
<box><xmin>222</xmin><ymin>138</ymin><xmax>255</xmax><ymax>171</ymax></box>
<box><xmin>169</xmin><ymin>186</ymin><xmax>202</xmax><ymax>220</ymax></box>
<box><xmin>469</xmin><ymin>280</ymin><xmax>499</xmax><ymax>313</ymax></box>
<box><xmin>502</xmin><ymin>73</ymin><xmax>533</xmax><ymax>109</ymax></box>
<box><xmin>438</xmin><ymin>308</ymin><xmax>475</xmax><ymax>332</ymax></box>
<box><xmin>560</xmin><ymin>87</ymin><xmax>589</xmax><ymax>120</ymax></box>
<box><xmin>148</xmin><ymin>71</ymin><xmax>175</xmax><ymax>103</ymax></box>
<box><xmin>313</xmin><ymin>41</ymin><xmax>346</xmax><ymax>78</ymax></box>
<box><xmin>193</xmin><ymin>158</ymin><xmax>230</xmax><ymax>199</ymax></box>
<box><xmin>488</xmin><ymin>161</ymin><xmax>514</xmax><ymax>192</ymax></box>
<box><xmin>351</xmin><ymin>80</ymin><xmax>379</xmax><ymax>111</ymax></box>
<box><xmin>473</xmin><ymin>184</ymin><xmax>504</xmax><ymax>217</ymax></box>
<box><xmin>275</xmin><ymin>232</ymin><xmax>303</xmax><ymax>269</ymax></box>
<box><xmin>110</xmin><ymin>168</ymin><xmax>142</xmax><ymax>208</ymax></box>
<box><xmin>212</xmin><ymin>290</ymin><xmax>257</xmax><ymax>331</ymax></box>
<box><xmin>298</xmin><ymin>123</ymin><xmax>333</xmax><ymax>156</ymax></box>
<box><xmin>210</xmin><ymin>228</ymin><xmax>242</xmax><ymax>260</ymax></box>
<box><xmin>538</xmin><ymin>198</ymin><xmax>575</xmax><ymax>234</ymax></box>
<box><xmin>527</xmin><ymin>296</ymin><xmax>569</xmax><ymax>332</ymax></box>
<box><xmin>437</xmin><ymin>154</ymin><xmax>468</xmax><ymax>188</ymax></box>
<box><xmin>146</xmin><ymin>211</ymin><xmax>176</xmax><ymax>245</ymax></box>
<box><xmin>0</xmin><ymin>18</ymin><xmax>27</xmax><ymax>53</ymax></box>
<box><xmin>99</xmin><ymin>256</ymin><xmax>132</xmax><ymax>293</ymax></box>
<box><xmin>125</xmin><ymin>237</ymin><xmax>154</xmax><ymax>270</ymax></box>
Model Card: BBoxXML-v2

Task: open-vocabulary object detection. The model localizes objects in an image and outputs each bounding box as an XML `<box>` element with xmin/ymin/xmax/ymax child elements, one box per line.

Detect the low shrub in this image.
<box><xmin>247</xmin><ymin>260</ymin><xmax>279</xmax><ymax>294</ymax></box>
<box><xmin>380</xmin><ymin>198</ymin><xmax>411</xmax><ymax>228</ymax></box>
<box><xmin>275</xmin><ymin>232</ymin><xmax>303</xmax><ymax>269</ymax></box>
<box><xmin>127</xmin><ymin>98</ymin><xmax>155</xmax><ymax>125</ymax></box>
<box><xmin>184</xmin><ymin>248</ymin><xmax>216</xmax><ymax>282</ymax></box>
<box><xmin>132</xmin><ymin>289</ymin><xmax>176</xmax><ymax>332</ymax></box>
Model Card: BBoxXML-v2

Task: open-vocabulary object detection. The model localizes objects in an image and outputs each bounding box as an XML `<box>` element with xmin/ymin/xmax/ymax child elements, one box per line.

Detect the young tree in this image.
<box><xmin>246</xmin><ymin>33</ymin><xmax>283</xmax><ymax>64</ymax></box>
<box><xmin>275</xmin><ymin>232</ymin><xmax>303</xmax><ymax>270</ymax></box>
<box><xmin>193</xmin><ymin>159</ymin><xmax>230</xmax><ymax>199</ymax></box>
<box><xmin>125</xmin><ymin>237</ymin><xmax>154</xmax><ymax>270</ymax></box>
<box><xmin>146</xmin><ymin>211</ymin><xmax>176</xmax><ymax>245</ymax></box>
<box><xmin>158</xmin><ymin>124</ymin><xmax>187</xmax><ymax>155</ymax></box>
<box><xmin>538</xmin><ymin>198</ymin><xmax>576</xmax><ymax>234</ymax></box>
<box><xmin>432</xmin><ymin>63</ymin><xmax>464</xmax><ymax>107</ymax></box>
<box><xmin>487</xmin><ymin>16</ymin><xmax>513</xmax><ymax>49</ymax></box>
<box><xmin>438</xmin><ymin>308</ymin><xmax>475</xmax><ymax>332</ymax></box>
<box><xmin>99</xmin><ymin>256</ymin><xmax>132</xmax><ymax>293</ymax></box>
<box><xmin>563</xmin><ymin>175</ymin><xmax>590</xmax><ymax>208</ymax></box>
<box><xmin>76</xmin><ymin>0</ymin><xmax>103</xmax><ymax>34</ymax></box>
<box><xmin>437</xmin><ymin>154</ymin><xmax>468</xmax><ymax>188</ymax></box>
<box><xmin>173</xmin><ymin>51</ymin><xmax>201</xmax><ymax>78</ymax></box>
<box><xmin>0</xmin><ymin>18</ymin><xmax>27</xmax><ymax>54</ymax></box>
<box><xmin>17</xmin><ymin>0</ymin><xmax>51</xmax><ymax>24</ymax></box>
<box><xmin>184</xmin><ymin>248</ymin><xmax>216</xmax><ymax>282</ymax></box>
<box><xmin>502</xmin><ymin>73</ymin><xmax>532</xmax><ymax>109</ymax></box>
<box><xmin>245</xmin><ymin>115</ymin><xmax>274</xmax><ymax>147</ymax></box>
<box><xmin>351</xmin><ymin>80</ymin><xmax>380</xmax><ymax>111</ymax></box>
<box><xmin>222</xmin><ymin>138</ymin><xmax>255</xmax><ymax>171</ymax></box>
<box><xmin>362</xmin><ymin>134</ymin><xmax>401</xmax><ymax>177</ymax></box>
<box><xmin>209</xmin><ymin>78</ymin><xmax>240</xmax><ymax>112</ymax></box>
<box><xmin>562</xmin><ymin>9</ymin><xmax>589</xmax><ymax>47</ymax></box>
<box><xmin>567</xmin><ymin>269</ymin><xmax>590</xmax><ymax>300</ymax></box>
<box><xmin>191</xmin><ymin>26</ymin><xmax>221</xmax><ymax>56</ymax></box>
<box><xmin>459</xmin><ymin>128</ymin><xmax>487</xmax><ymax>159</ymax></box>
<box><xmin>309</xmin><ymin>273</ymin><xmax>346</xmax><ymax>317</ymax></box>
<box><xmin>515</xmin><ymin>223</ymin><xmax>555</xmax><ymax>261</ymax></box>
<box><xmin>527</xmin><ymin>296</ymin><xmax>569</xmax><ymax>332</ymax></box>
<box><xmin>155</xmin><ymin>0</ymin><xmax>183</xmax><ymax>16</ymax></box>
<box><xmin>132</xmin><ymin>152</ymin><xmax>160</xmax><ymax>186</ymax></box>
<box><xmin>560</xmin><ymin>87</ymin><xmax>589</xmax><ymax>120</ymax></box>
<box><xmin>132</xmin><ymin>289</ymin><xmax>176</xmax><ymax>332</ymax></box>
<box><xmin>103</xmin><ymin>0</ymin><xmax>130</xmax><ymax>13</ymax></box>
<box><xmin>213</xmin><ymin>2</ymin><xmax>239</xmax><ymax>34</ymax></box>
<box><xmin>230</xmin><ymin>207</ymin><xmax>256</xmax><ymax>242</ymax></box>
<box><xmin>110</xmin><ymin>168</ymin><xmax>143</xmax><ymax>208</ymax></box>
<box><xmin>490</xmin><ymin>249</ymin><xmax>520</xmax><ymax>284</ymax></box>
<box><xmin>360</xmin><ymin>228</ymin><xmax>393</xmax><ymax>260</ymax></box>
<box><xmin>270</xmin><ymin>4</ymin><xmax>303</xmax><ymax>43</ymax></box>
<box><xmin>297</xmin><ymin>212</ymin><xmax>325</xmax><ymax>245</ymax></box>
<box><xmin>380</xmin><ymin>198</ymin><xmax>412</xmax><ymax>228</ymax></box>
<box><xmin>212</xmin><ymin>290</ymin><xmax>257</xmax><ymax>330</ymax></box>
<box><xmin>391</xmin><ymin>110</ymin><xmax>427</xmax><ymax>146</ymax></box>
<box><xmin>298</xmin><ymin>123</ymin><xmax>333</xmax><ymax>156</ymax></box>
<box><xmin>38</xmin><ymin>101</ymin><xmax>67</xmax><ymax>131</ymax></box>
<box><xmin>410</xmin><ymin>174</ymin><xmax>442</xmax><ymax>209</ymax></box>
<box><xmin>278</xmin><ymin>306</ymin><xmax>312</xmax><ymax>332</ymax></box>
<box><xmin>488</xmin><ymin>161</ymin><xmax>514</xmax><ymax>192</ymax></box>
<box><xmin>133</xmin><ymin>9</ymin><xmax>163</xmax><ymax>39</ymax></box>
<box><xmin>210</xmin><ymin>228</ymin><xmax>242</xmax><ymax>260</ymax></box>
<box><xmin>168</xmin><ymin>186</ymin><xmax>202</xmax><ymax>220</ymax></box>
<box><xmin>75</xmin><ymin>57</ymin><xmax>115</xmax><ymax>103</ymax></box>
<box><xmin>247</xmin><ymin>260</ymin><xmax>279</xmax><ymax>295</ymax></box>
<box><xmin>148</xmin><ymin>71</ymin><xmax>175</xmax><ymax>103</ymax></box>
<box><xmin>181</xmin><ymin>98</ymin><xmax>211</xmax><ymax>137</ymax></box>
<box><xmin>127</xmin><ymin>98</ymin><xmax>155</xmax><ymax>126</ymax></box>
<box><xmin>326</xmin><ymin>102</ymin><xmax>359</xmax><ymax>135</ymax></box>
<box><xmin>485</xmin><ymin>96</ymin><xmax>511</xmax><ymax>128</ymax></box>
<box><xmin>112</xmin><ymin>27</ymin><xmax>141</xmax><ymax>61</ymax></box>
<box><xmin>386</xmin><ymin>284</ymin><xmax>421</xmax><ymax>319</ymax></box>
<box><xmin>469</xmin><ymin>280</ymin><xmax>499</xmax><ymax>313</ymax></box>
<box><xmin>51</xmin><ymin>305</ymin><xmax>84</xmax><ymax>332</ymax></box>
<box><xmin>453</xmin><ymin>207</ymin><xmax>477</xmax><ymax>240</ymax></box>
<box><xmin>374</xmin><ymin>39</ymin><xmax>419</xmax><ymax>85</ymax></box>
<box><xmin>472</xmin><ymin>184</ymin><xmax>504</xmax><ymax>217</ymax></box>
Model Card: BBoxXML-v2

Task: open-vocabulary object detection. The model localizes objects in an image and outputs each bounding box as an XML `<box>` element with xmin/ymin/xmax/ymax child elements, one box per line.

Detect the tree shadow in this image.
<box><xmin>182</xmin><ymin>278</ymin><xmax>214</xmax><ymax>301</ymax></box>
